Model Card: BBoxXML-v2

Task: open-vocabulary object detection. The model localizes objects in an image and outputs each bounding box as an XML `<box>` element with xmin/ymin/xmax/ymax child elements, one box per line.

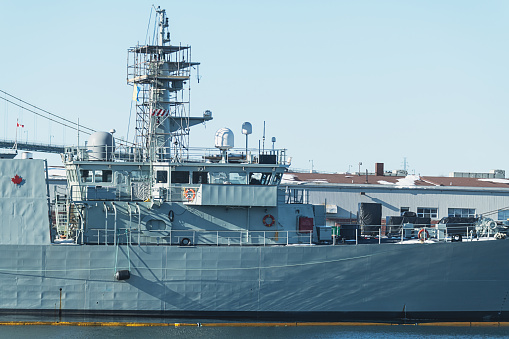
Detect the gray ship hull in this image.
<box><xmin>1</xmin><ymin>240</ymin><xmax>508</xmax><ymax>322</ymax></box>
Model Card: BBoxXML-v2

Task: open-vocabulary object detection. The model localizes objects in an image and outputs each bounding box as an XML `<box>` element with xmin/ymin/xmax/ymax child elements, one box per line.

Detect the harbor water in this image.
<box><xmin>0</xmin><ymin>323</ymin><xmax>508</xmax><ymax>338</ymax></box>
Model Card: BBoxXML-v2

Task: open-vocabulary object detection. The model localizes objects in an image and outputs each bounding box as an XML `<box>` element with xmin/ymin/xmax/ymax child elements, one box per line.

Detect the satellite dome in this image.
<box><xmin>87</xmin><ymin>131</ymin><xmax>115</xmax><ymax>161</ymax></box>
<box><xmin>214</xmin><ymin>128</ymin><xmax>234</xmax><ymax>150</ymax></box>
<box><xmin>241</xmin><ymin>122</ymin><xmax>252</xmax><ymax>135</ymax></box>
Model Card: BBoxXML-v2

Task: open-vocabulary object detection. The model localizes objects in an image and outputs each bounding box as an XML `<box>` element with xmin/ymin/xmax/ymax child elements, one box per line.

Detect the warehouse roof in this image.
<box><xmin>283</xmin><ymin>172</ymin><xmax>509</xmax><ymax>189</ymax></box>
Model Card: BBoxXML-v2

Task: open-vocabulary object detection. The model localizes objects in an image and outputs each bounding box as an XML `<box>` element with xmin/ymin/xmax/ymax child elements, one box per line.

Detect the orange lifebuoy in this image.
<box><xmin>263</xmin><ymin>214</ymin><xmax>275</xmax><ymax>227</ymax></box>
<box><xmin>418</xmin><ymin>228</ymin><xmax>429</xmax><ymax>241</ymax></box>
<box><xmin>183</xmin><ymin>188</ymin><xmax>196</xmax><ymax>201</ymax></box>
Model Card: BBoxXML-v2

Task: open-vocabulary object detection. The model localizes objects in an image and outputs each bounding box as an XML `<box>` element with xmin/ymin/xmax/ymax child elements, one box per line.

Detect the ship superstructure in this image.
<box><xmin>59</xmin><ymin>6</ymin><xmax>313</xmax><ymax>249</ymax></box>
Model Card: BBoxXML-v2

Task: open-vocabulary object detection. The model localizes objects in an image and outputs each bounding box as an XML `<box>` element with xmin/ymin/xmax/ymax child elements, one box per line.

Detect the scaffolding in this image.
<box><xmin>127</xmin><ymin>8</ymin><xmax>200</xmax><ymax>162</ymax></box>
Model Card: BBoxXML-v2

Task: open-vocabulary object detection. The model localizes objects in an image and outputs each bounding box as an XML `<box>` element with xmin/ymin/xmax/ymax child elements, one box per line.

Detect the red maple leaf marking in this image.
<box><xmin>11</xmin><ymin>175</ymin><xmax>22</xmax><ymax>185</ymax></box>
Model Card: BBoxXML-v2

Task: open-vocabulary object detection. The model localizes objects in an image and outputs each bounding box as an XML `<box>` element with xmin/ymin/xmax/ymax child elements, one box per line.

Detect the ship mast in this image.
<box><xmin>127</xmin><ymin>6</ymin><xmax>209</xmax><ymax>162</ymax></box>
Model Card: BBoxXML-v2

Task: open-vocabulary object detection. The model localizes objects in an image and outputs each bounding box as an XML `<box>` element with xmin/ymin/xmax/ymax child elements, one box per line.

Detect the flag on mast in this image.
<box><xmin>132</xmin><ymin>85</ymin><xmax>140</xmax><ymax>101</ymax></box>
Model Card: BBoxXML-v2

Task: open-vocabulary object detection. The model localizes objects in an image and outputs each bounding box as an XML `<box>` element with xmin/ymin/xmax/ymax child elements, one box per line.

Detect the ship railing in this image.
<box><xmin>341</xmin><ymin>224</ymin><xmax>502</xmax><ymax>244</ymax></box>
<box><xmin>63</xmin><ymin>145</ymin><xmax>289</xmax><ymax>165</ymax></box>
<box><xmin>68</xmin><ymin>224</ymin><xmax>504</xmax><ymax>246</ymax></box>
<box><xmin>83</xmin><ymin>229</ymin><xmax>314</xmax><ymax>246</ymax></box>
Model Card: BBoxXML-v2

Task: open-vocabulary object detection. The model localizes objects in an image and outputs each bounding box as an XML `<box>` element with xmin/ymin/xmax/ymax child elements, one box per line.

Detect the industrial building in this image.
<box><xmin>283</xmin><ymin>163</ymin><xmax>509</xmax><ymax>226</ymax></box>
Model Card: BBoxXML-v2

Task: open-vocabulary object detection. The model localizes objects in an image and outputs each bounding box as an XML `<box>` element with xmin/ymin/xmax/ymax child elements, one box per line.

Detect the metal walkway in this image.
<box><xmin>0</xmin><ymin>140</ymin><xmax>64</xmax><ymax>154</ymax></box>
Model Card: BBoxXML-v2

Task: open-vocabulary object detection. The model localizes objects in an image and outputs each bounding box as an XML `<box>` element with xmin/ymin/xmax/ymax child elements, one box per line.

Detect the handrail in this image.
<box><xmin>63</xmin><ymin>144</ymin><xmax>288</xmax><ymax>165</ymax></box>
<box><xmin>55</xmin><ymin>223</ymin><xmax>505</xmax><ymax>246</ymax></box>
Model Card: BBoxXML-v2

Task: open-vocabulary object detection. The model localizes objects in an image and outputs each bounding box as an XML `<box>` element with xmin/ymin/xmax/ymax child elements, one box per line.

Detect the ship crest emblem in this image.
<box><xmin>11</xmin><ymin>174</ymin><xmax>24</xmax><ymax>186</ymax></box>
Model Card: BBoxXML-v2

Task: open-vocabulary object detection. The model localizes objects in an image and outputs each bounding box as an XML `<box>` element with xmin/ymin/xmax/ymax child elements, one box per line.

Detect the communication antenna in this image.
<box><xmin>403</xmin><ymin>157</ymin><xmax>408</xmax><ymax>172</ymax></box>
<box><xmin>262</xmin><ymin>121</ymin><xmax>266</xmax><ymax>153</ymax></box>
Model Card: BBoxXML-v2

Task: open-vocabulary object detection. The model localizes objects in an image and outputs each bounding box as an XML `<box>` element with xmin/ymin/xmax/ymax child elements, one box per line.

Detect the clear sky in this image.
<box><xmin>1</xmin><ymin>1</ymin><xmax>508</xmax><ymax>176</ymax></box>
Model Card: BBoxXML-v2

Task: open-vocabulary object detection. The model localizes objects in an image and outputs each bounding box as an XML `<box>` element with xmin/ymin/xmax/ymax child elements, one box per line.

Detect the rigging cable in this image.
<box><xmin>127</xmin><ymin>99</ymin><xmax>133</xmax><ymax>144</ymax></box>
<box><xmin>0</xmin><ymin>96</ymin><xmax>93</xmax><ymax>135</ymax></box>
<box><xmin>0</xmin><ymin>89</ymin><xmax>95</xmax><ymax>133</ymax></box>
<box><xmin>145</xmin><ymin>7</ymin><xmax>153</xmax><ymax>45</ymax></box>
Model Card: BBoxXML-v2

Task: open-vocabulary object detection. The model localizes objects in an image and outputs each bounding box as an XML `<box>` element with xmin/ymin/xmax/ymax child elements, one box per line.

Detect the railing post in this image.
<box><xmin>379</xmin><ymin>226</ymin><xmax>381</xmax><ymax>244</ymax></box>
<box><xmin>217</xmin><ymin>231</ymin><xmax>219</xmax><ymax>246</ymax></box>
<box><xmin>103</xmin><ymin>202</ymin><xmax>108</xmax><ymax>245</ymax></box>
<box><xmin>356</xmin><ymin>229</ymin><xmax>358</xmax><ymax>245</ymax></box>
<box><xmin>112</xmin><ymin>202</ymin><xmax>117</xmax><ymax>246</ymax></box>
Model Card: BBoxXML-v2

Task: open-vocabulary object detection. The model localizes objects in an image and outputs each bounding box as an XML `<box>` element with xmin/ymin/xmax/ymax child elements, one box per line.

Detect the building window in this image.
<box><xmin>498</xmin><ymin>210</ymin><xmax>509</xmax><ymax>222</ymax></box>
<box><xmin>448</xmin><ymin>208</ymin><xmax>475</xmax><ymax>218</ymax></box>
<box><xmin>400</xmin><ymin>207</ymin><xmax>410</xmax><ymax>215</ymax></box>
<box><xmin>417</xmin><ymin>207</ymin><xmax>438</xmax><ymax>218</ymax></box>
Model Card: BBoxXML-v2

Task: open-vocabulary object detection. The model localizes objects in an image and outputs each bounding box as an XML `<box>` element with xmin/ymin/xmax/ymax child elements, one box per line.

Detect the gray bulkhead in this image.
<box><xmin>0</xmin><ymin>159</ymin><xmax>51</xmax><ymax>245</ymax></box>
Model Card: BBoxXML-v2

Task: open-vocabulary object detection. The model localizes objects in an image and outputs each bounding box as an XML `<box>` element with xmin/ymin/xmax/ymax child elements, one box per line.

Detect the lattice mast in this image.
<box><xmin>127</xmin><ymin>7</ymin><xmax>199</xmax><ymax>162</ymax></box>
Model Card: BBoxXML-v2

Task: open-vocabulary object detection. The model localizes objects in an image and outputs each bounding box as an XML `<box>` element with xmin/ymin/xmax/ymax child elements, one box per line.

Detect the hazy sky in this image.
<box><xmin>1</xmin><ymin>1</ymin><xmax>508</xmax><ymax>176</ymax></box>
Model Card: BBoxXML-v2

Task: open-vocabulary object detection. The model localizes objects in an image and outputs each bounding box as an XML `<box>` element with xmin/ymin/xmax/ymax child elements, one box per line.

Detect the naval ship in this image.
<box><xmin>1</xmin><ymin>7</ymin><xmax>509</xmax><ymax>322</ymax></box>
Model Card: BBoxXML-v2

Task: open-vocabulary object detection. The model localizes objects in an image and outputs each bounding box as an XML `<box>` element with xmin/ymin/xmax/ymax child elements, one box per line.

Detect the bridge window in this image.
<box><xmin>94</xmin><ymin>170</ymin><xmax>112</xmax><ymax>183</ymax></box>
<box><xmin>229</xmin><ymin>172</ymin><xmax>247</xmax><ymax>184</ymax></box>
<box><xmin>193</xmin><ymin>172</ymin><xmax>208</xmax><ymax>184</ymax></box>
<box><xmin>171</xmin><ymin>171</ymin><xmax>189</xmax><ymax>184</ymax></box>
<box><xmin>273</xmin><ymin>173</ymin><xmax>282</xmax><ymax>185</ymax></box>
<box><xmin>80</xmin><ymin>170</ymin><xmax>92</xmax><ymax>183</ymax></box>
<box><xmin>210</xmin><ymin>172</ymin><xmax>228</xmax><ymax>184</ymax></box>
<box><xmin>249</xmin><ymin>172</ymin><xmax>272</xmax><ymax>185</ymax></box>
<box><xmin>156</xmin><ymin>170</ymin><xmax>168</xmax><ymax>183</ymax></box>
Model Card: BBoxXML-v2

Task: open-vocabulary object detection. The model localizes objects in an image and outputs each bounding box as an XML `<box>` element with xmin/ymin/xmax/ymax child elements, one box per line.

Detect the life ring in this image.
<box><xmin>180</xmin><ymin>237</ymin><xmax>191</xmax><ymax>246</ymax></box>
<box><xmin>417</xmin><ymin>228</ymin><xmax>429</xmax><ymax>241</ymax></box>
<box><xmin>183</xmin><ymin>188</ymin><xmax>196</xmax><ymax>201</ymax></box>
<box><xmin>263</xmin><ymin>214</ymin><xmax>275</xmax><ymax>227</ymax></box>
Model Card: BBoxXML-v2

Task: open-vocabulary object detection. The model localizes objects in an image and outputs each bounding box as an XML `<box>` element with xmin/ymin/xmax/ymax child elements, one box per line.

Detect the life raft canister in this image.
<box><xmin>417</xmin><ymin>228</ymin><xmax>429</xmax><ymax>241</ymax></box>
<box><xmin>263</xmin><ymin>214</ymin><xmax>275</xmax><ymax>227</ymax></box>
<box><xmin>183</xmin><ymin>188</ymin><xmax>196</xmax><ymax>201</ymax></box>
